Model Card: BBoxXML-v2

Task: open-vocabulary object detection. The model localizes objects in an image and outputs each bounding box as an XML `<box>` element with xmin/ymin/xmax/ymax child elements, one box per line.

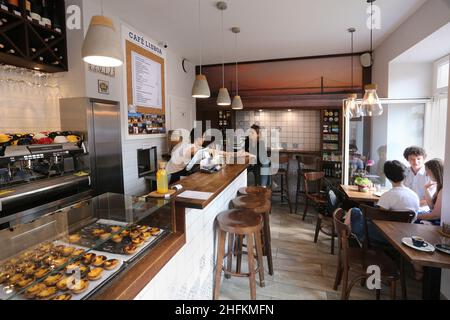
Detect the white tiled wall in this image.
<box><xmin>135</xmin><ymin>170</ymin><xmax>247</xmax><ymax>300</ymax></box>
<box><xmin>236</xmin><ymin>110</ymin><xmax>321</xmax><ymax>151</ymax></box>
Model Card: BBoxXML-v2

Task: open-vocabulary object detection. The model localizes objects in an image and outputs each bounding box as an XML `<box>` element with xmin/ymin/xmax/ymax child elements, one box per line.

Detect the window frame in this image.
<box><xmin>434</xmin><ymin>55</ymin><xmax>449</xmax><ymax>95</ymax></box>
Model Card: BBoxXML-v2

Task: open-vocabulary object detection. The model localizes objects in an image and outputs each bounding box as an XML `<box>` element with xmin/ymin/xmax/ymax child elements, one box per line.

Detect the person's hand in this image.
<box><xmin>424</xmin><ymin>181</ymin><xmax>436</xmax><ymax>190</ymax></box>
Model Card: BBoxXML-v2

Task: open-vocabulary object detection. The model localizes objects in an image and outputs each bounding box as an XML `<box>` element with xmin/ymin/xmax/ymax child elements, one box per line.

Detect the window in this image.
<box><xmin>434</xmin><ymin>55</ymin><xmax>449</xmax><ymax>94</ymax></box>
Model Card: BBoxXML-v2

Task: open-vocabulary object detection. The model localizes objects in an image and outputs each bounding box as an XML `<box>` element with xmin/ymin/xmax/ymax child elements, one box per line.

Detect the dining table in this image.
<box><xmin>339</xmin><ymin>184</ymin><xmax>381</xmax><ymax>203</ymax></box>
<box><xmin>373</xmin><ymin>220</ymin><xmax>450</xmax><ymax>300</ymax></box>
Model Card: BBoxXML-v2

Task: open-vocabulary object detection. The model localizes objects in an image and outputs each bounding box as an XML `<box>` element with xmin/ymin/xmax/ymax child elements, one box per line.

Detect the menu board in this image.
<box><xmin>131</xmin><ymin>51</ymin><xmax>162</xmax><ymax>109</ymax></box>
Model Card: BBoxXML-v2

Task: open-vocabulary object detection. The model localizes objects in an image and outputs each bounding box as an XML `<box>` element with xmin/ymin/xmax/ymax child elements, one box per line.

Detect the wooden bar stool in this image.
<box><xmin>231</xmin><ymin>195</ymin><xmax>274</xmax><ymax>276</ymax></box>
<box><xmin>238</xmin><ymin>186</ymin><xmax>272</xmax><ymax>213</ymax></box>
<box><xmin>271</xmin><ymin>154</ymin><xmax>292</xmax><ymax>213</ymax></box>
<box><xmin>213</xmin><ymin>209</ymin><xmax>265</xmax><ymax>300</ymax></box>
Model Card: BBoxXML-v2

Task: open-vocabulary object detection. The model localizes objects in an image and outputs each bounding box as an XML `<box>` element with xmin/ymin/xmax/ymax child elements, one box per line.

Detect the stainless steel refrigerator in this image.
<box><xmin>59</xmin><ymin>98</ymin><xmax>124</xmax><ymax>195</ymax></box>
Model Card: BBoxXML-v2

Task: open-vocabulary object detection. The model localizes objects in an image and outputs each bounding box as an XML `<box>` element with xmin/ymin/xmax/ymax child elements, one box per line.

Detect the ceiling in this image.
<box><xmin>392</xmin><ymin>22</ymin><xmax>450</xmax><ymax>63</ymax></box>
<box><xmin>103</xmin><ymin>0</ymin><xmax>427</xmax><ymax>65</ymax></box>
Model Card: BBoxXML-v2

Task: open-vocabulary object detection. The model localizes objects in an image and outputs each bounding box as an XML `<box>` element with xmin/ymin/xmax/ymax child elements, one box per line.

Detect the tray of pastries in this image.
<box><xmin>0</xmin><ymin>242</ymin><xmax>123</xmax><ymax>300</ymax></box>
<box><xmin>67</xmin><ymin>222</ymin><xmax>166</xmax><ymax>262</ymax></box>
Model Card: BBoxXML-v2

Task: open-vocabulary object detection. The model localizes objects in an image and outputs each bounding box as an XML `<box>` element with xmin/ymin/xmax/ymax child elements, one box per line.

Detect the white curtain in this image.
<box><xmin>424</xmin><ymin>95</ymin><xmax>448</xmax><ymax>160</ymax></box>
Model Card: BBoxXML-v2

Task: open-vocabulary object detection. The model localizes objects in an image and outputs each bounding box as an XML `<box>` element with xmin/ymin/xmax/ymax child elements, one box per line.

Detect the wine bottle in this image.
<box><xmin>51</xmin><ymin>0</ymin><xmax>61</xmax><ymax>32</ymax></box>
<box><xmin>25</xmin><ymin>0</ymin><xmax>31</xmax><ymax>20</ymax></box>
<box><xmin>41</xmin><ymin>0</ymin><xmax>51</xmax><ymax>27</ymax></box>
<box><xmin>7</xmin><ymin>0</ymin><xmax>20</xmax><ymax>15</ymax></box>
<box><xmin>31</xmin><ymin>0</ymin><xmax>42</xmax><ymax>23</ymax></box>
<box><xmin>0</xmin><ymin>0</ymin><xmax>8</xmax><ymax>11</ymax></box>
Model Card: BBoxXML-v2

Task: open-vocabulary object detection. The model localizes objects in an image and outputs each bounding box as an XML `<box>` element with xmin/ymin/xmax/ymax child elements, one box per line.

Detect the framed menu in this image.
<box><xmin>126</xmin><ymin>40</ymin><xmax>166</xmax><ymax>115</ymax></box>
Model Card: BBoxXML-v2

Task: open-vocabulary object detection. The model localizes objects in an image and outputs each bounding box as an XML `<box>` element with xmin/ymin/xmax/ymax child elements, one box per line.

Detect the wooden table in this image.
<box><xmin>340</xmin><ymin>185</ymin><xmax>380</xmax><ymax>203</ymax></box>
<box><xmin>373</xmin><ymin>221</ymin><xmax>450</xmax><ymax>300</ymax></box>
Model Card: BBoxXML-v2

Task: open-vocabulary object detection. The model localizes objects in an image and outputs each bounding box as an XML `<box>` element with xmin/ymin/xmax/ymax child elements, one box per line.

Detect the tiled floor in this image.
<box><xmin>219</xmin><ymin>198</ymin><xmax>423</xmax><ymax>300</ymax></box>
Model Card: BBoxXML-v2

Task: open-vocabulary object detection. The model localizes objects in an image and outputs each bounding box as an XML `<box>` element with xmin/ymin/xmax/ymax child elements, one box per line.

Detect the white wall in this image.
<box><xmin>388</xmin><ymin>63</ymin><xmax>433</xmax><ymax>99</ymax></box>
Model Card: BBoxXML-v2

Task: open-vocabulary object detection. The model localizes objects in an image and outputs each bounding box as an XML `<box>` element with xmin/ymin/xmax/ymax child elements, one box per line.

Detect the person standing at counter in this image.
<box><xmin>166</xmin><ymin>128</ymin><xmax>205</xmax><ymax>183</ymax></box>
<box><xmin>403</xmin><ymin>146</ymin><xmax>433</xmax><ymax>205</ymax></box>
<box><xmin>244</xmin><ymin>124</ymin><xmax>270</xmax><ymax>187</ymax></box>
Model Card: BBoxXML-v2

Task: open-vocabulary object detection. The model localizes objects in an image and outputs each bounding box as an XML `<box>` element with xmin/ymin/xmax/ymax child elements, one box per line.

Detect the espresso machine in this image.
<box><xmin>0</xmin><ymin>140</ymin><xmax>92</xmax><ymax>226</ymax></box>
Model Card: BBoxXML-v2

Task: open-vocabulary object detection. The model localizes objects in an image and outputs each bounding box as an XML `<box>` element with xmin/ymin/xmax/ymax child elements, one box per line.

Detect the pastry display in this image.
<box><xmin>24</xmin><ymin>265</ymin><xmax>37</xmax><ymax>276</ymax></box>
<box><xmin>56</xmin><ymin>277</ymin><xmax>70</xmax><ymax>291</ymax></box>
<box><xmin>62</xmin><ymin>246</ymin><xmax>75</xmax><ymax>257</ymax></box>
<box><xmin>111</xmin><ymin>234</ymin><xmax>123</xmax><ymax>243</ymax></box>
<box><xmin>124</xmin><ymin>244</ymin><xmax>137</xmax><ymax>255</ymax></box>
<box><xmin>69</xmin><ymin>233</ymin><xmax>81</xmax><ymax>243</ymax></box>
<box><xmin>137</xmin><ymin>225</ymin><xmax>149</xmax><ymax>232</ymax></box>
<box><xmin>9</xmin><ymin>273</ymin><xmax>24</xmax><ymax>285</ymax></box>
<box><xmin>68</xmin><ymin>278</ymin><xmax>89</xmax><ymax>294</ymax></box>
<box><xmin>36</xmin><ymin>286</ymin><xmax>57</xmax><ymax>299</ymax></box>
<box><xmin>130</xmin><ymin>229</ymin><xmax>141</xmax><ymax>239</ymax></box>
<box><xmin>25</xmin><ymin>283</ymin><xmax>47</xmax><ymax>299</ymax></box>
<box><xmin>82</xmin><ymin>253</ymin><xmax>96</xmax><ymax>265</ymax></box>
<box><xmin>17</xmin><ymin>276</ymin><xmax>34</xmax><ymax>288</ymax></box>
<box><xmin>150</xmin><ymin>227</ymin><xmax>160</xmax><ymax>236</ymax></box>
<box><xmin>71</xmin><ymin>248</ymin><xmax>86</xmax><ymax>257</ymax></box>
<box><xmin>50</xmin><ymin>293</ymin><xmax>72</xmax><ymax>300</ymax></box>
<box><xmin>34</xmin><ymin>267</ymin><xmax>51</xmax><ymax>279</ymax></box>
<box><xmin>131</xmin><ymin>237</ymin><xmax>145</xmax><ymax>247</ymax></box>
<box><xmin>44</xmin><ymin>273</ymin><xmax>64</xmax><ymax>286</ymax></box>
<box><xmin>141</xmin><ymin>232</ymin><xmax>151</xmax><ymax>241</ymax></box>
<box><xmin>92</xmin><ymin>255</ymin><xmax>107</xmax><ymax>267</ymax></box>
<box><xmin>52</xmin><ymin>257</ymin><xmax>69</xmax><ymax>268</ymax></box>
<box><xmin>103</xmin><ymin>259</ymin><xmax>119</xmax><ymax>271</ymax></box>
<box><xmin>87</xmin><ymin>267</ymin><xmax>103</xmax><ymax>281</ymax></box>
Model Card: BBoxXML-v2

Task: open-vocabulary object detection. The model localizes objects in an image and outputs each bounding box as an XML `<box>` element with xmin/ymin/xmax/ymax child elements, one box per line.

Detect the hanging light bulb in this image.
<box><xmin>231</xmin><ymin>27</ymin><xmax>243</xmax><ymax>110</ymax></box>
<box><xmin>82</xmin><ymin>1</ymin><xmax>123</xmax><ymax>67</ymax></box>
<box><xmin>192</xmin><ymin>0</ymin><xmax>210</xmax><ymax>98</ymax></box>
<box><xmin>216</xmin><ymin>2</ymin><xmax>231</xmax><ymax>106</ymax></box>
<box><xmin>361</xmin><ymin>84</ymin><xmax>383</xmax><ymax>116</ymax></box>
<box><xmin>360</xmin><ymin>0</ymin><xmax>383</xmax><ymax>117</ymax></box>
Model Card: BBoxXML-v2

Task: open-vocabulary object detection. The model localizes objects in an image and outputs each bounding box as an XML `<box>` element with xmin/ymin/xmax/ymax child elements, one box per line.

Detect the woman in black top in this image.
<box><xmin>244</xmin><ymin>124</ymin><xmax>270</xmax><ymax>186</ymax></box>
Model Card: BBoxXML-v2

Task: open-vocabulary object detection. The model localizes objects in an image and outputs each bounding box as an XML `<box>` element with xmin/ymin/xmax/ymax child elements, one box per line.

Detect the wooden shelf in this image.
<box><xmin>0</xmin><ymin>1</ymin><xmax>67</xmax><ymax>73</ymax></box>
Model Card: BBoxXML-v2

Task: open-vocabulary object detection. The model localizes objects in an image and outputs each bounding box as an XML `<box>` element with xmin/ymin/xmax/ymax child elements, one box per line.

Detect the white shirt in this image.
<box><xmin>166</xmin><ymin>143</ymin><xmax>196</xmax><ymax>174</ymax></box>
<box><xmin>377</xmin><ymin>185</ymin><xmax>420</xmax><ymax>214</ymax></box>
<box><xmin>404</xmin><ymin>166</ymin><xmax>429</xmax><ymax>200</ymax></box>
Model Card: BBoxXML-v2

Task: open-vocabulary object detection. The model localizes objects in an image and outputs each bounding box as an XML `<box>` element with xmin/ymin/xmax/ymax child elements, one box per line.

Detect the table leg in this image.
<box><xmin>422</xmin><ymin>266</ymin><xmax>441</xmax><ymax>300</ymax></box>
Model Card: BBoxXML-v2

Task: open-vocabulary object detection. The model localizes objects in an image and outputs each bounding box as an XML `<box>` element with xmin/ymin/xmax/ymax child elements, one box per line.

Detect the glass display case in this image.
<box><xmin>0</xmin><ymin>193</ymin><xmax>173</xmax><ymax>300</ymax></box>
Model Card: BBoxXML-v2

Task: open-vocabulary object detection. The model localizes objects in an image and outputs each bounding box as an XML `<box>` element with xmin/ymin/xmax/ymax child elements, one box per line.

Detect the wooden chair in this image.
<box><xmin>302</xmin><ymin>171</ymin><xmax>326</xmax><ymax>220</ymax></box>
<box><xmin>314</xmin><ymin>187</ymin><xmax>339</xmax><ymax>255</ymax></box>
<box><xmin>360</xmin><ymin>204</ymin><xmax>415</xmax><ymax>299</ymax></box>
<box><xmin>271</xmin><ymin>155</ymin><xmax>292</xmax><ymax>213</ymax></box>
<box><xmin>333</xmin><ymin>208</ymin><xmax>401</xmax><ymax>300</ymax></box>
<box><xmin>294</xmin><ymin>155</ymin><xmax>321</xmax><ymax>214</ymax></box>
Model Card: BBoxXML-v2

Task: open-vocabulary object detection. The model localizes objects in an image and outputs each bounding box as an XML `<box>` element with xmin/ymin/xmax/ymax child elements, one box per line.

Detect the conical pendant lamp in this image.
<box><xmin>82</xmin><ymin>1</ymin><xmax>123</xmax><ymax>67</ymax></box>
<box><xmin>361</xmin><ymin>0</ymin><xmax>383</xmax><ymax>116</ymax></box>
<box><xmin>216</xmin><ymin>1</ymin><xmax>231</xmax><ymax>106</ymax></box>
<box><xmin>231</xmin><ymin>27</ymin><xmax>243</xmax><ymax>110</ymax></box>
<box><xmin>192</xmin><ymin>0</ymin><xmax>210</xmax><ymax>98</ymax></box>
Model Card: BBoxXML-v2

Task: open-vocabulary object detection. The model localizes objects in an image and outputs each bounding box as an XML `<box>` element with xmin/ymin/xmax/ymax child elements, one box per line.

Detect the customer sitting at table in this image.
<box><xmin>415</xmin><ymin>158</ymin><xmax>444</xmax><ymax>225</ymax></box>
<box><xmin>403</xmin><ymin>146</ymin><xmax>433</xmax><ymax>205</ymax></box>
<box><xmin>344</xmin><ymin>160</ymin><xmax>420</xmax><ymax>245</ymax></box>
<box><xmin>244</xmin><ymin>124</ymin><xmax>270</xmax><ymax>187</ymax></box>
<box><xmin>166</xmin><ymin>128</ymin><xmax>205</xmax><ymax>183</ymax></box>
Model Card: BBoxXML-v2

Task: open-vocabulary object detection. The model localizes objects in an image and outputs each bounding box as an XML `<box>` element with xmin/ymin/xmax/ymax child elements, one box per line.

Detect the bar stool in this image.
<box><xmin>271</xmin><ymin>154</ymin><xmax>292</xmax><ymax>213</ymax></box>
<box><xmin>213</xmin><ymin>209</ymin><xmax>265</xmax><ymax>300</ymax></box>
<box><xmin>231</xmin><ymin>195</ymin><xmax>274</xmax><ymax>276</ymax></box>
<box><xmin>238</xmin><ymin>186</ymin><xmax>272</xmax><ymax>213</ymax></box>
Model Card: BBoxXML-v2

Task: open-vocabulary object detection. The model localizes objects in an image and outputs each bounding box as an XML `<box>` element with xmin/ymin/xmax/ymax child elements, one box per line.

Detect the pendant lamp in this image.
<box><xmin>192</xmin><ymin>0</ymin><xmax>211</xmax><ymax>98</ymax></box>
<box><xmin>361</xmin><ymin>0</ymin><xmax>383</xmax><ymax>116</ymax></box>
<box><xmin>82</xmin><ymin>1</ymin><xmax>123</xmax><ymax>67</ymax></box>
<box><xmin>216</xmin><ymin>2</ymin><xmax>231</xmax><ymax>106</ymax></box>
<box><xmin>346</xmin><ymin>28</ymin><xmax>361</xmax><ymax>118</ymax></box>
<box><xmin>231</xmin><ymin>27</ymin><xmax>243</xmax><ymax>110</ymax></box>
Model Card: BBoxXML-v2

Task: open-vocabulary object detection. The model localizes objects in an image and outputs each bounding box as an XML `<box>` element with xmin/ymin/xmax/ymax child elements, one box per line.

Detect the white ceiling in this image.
<box><xmin>392</xmin><ymin>22</ymin><xmax>450</xmax><ymax>63</ymax></box>
<box><xmin>103</xmin><ymin>0</ymin><xmax>427</xmax><ymax>65</ymax></box>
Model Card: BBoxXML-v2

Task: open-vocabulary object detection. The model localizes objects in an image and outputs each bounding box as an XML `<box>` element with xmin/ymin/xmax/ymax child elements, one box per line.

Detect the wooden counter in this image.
<box><xmin>175</xmin><ymin>163</ymin><xmax>249</xmax><ymax>209</ymax></box>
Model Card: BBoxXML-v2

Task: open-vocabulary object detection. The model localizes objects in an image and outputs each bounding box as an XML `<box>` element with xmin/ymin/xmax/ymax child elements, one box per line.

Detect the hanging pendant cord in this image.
<box><xmin>198</xmin><ymin>0</ymin><xmax>202</xmax><ymax>75</ymax></box>
<box><xmin>221</xmin><ymin>9</ymin><xmax>225</xmax><ymax>88</ymax></box>
<box><xmin>101</xmin><ymin>0</ymin><xmax>104</xmax><ymax>16</ymax></box>
<box><xmin>235</xmin><ymin>32</ymin><xmax>238</xmax><ymax>96</ymax></box>
<box><xmin>370</xmin><ymin>1</ymin><xmax>373</xmax><ymax>54</ymax></box>
<box><xmin>351</xmin><ymin>31</ymin><xmax>354</xmax><ymax>90</ymax></box>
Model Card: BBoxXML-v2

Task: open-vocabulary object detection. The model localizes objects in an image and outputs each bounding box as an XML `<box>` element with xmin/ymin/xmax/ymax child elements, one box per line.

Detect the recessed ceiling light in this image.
<box><xmin>259</xmin><ymin>109</ymin><xmax>263</xmax><ymax>112</ymax></box>
<box><xmin>288</xmin><ymin>109</ymin><xmax>292</xmax><ymax>112</ymax></box>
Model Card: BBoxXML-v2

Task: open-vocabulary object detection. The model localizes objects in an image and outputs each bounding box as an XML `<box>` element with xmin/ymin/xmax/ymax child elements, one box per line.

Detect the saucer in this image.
<box><xmin>401</xmin><ymin>237</ymin><xmax>435</xmax><ymax>252</ymax></box>
<box><xmin>435</xmin><ymin>244</ymin><xmax>450</xmax><ymax>255</ymax></box>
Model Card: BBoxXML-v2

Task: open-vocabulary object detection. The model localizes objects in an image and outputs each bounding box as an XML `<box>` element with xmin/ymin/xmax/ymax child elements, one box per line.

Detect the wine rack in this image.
<box><xmin>0</xmin><ymin>0</ymin><xmax>67</xmax><ymax>73</ymax></box>
<box><xmin>321</xmin><ymin>108</ymin><xmax>343</xmax><ymax>181</ymax></box>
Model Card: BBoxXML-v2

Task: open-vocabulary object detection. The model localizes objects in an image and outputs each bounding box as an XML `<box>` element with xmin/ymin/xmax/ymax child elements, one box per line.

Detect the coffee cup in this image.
<box><xmin>411</xmin><ymin>236</ymin><xmax>428</xmax><ymax>248</ymax></box>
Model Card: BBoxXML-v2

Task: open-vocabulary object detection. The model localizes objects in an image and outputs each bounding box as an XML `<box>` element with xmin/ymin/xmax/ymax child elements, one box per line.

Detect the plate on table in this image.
<box><xmin>401</xmin><ymin>237</ymin><xmax>435</xmax><ymax>253</ymax></box>
<box><xmin>435</xmin><ymin>244</ymin><xmax>450</xmax><ymax>255</ymax></box>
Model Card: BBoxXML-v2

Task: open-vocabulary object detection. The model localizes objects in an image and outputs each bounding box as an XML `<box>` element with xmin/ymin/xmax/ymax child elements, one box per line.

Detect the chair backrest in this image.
<box><xmin>360</xmin><ymin>204</ymin><xmax>415</xmax><ymax>248</ymax></box>
<box><xmin>333</xmin><ymin>208</ymin><xmax>350</xmax><ymax>268</ymax></box>
<box><xmin>303</xmin><ymin>171</ymin><xmax>325</xmax><ymax>195</ymax></box>
<box><xmin>325</xmin><ymin>187</ymin><xmax>342</xmax><ymax>216</ymax></box>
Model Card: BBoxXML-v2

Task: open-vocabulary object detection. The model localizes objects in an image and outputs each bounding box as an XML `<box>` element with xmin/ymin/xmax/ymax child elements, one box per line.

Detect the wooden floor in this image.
<box><xmin>219</xmin><ymin>198</ymin><xmax>423</xmax><ymax>300</ymax></box>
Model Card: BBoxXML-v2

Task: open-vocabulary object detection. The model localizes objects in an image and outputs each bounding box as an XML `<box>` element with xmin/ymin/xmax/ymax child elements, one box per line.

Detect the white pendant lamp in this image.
<box><xmin>82</xmin><ymin>1</ymin><xmax>123</xmax><ymax>67</ymax></box>
<box><xmin>192</xmin><ymin>0</ymin><xmax>211</xmax><ymax>98</ymax></box>
<box><xmin>346</xmin><ymin>28</ymin><xmax>361</xmax><ymax>118</ymax></box>
<box><xmin>231</xmin><ymin>27</ymin><xmax>243</xmax><ymax>110</ymax></box>
<box><xmin>361</xmin><ymin>0</ymin><xmax>383</xmax><ymax>116</ymax></box>
<box><xmin>216</xmin><ymin>1</ymin><xmax>231</xmax><ymax>106</ymax></box>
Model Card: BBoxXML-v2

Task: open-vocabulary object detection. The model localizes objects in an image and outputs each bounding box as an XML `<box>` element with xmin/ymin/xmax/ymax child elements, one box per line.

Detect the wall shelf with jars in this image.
<box><xmin>321</xmin><ymin>108</ymin><xmax>343</xmax><ymax>181</ymax></box>
<box><xmin>0</xmin><ymin>0</ymin><xmax>67</xmax><ymax>73</ymax></box>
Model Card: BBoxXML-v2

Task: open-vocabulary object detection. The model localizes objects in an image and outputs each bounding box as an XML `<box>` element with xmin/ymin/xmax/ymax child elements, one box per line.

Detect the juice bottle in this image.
<box><xmin>156</xmin><ymin>161</ymin><xmax>169</xmax><ymax>194</ymax></box>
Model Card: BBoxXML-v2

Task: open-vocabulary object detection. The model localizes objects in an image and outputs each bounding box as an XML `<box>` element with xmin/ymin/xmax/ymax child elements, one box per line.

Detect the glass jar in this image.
<box><xmin>156</xmin><ymin>161</ymin><xmax>169</xmax><ymax>194</ymax></box>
